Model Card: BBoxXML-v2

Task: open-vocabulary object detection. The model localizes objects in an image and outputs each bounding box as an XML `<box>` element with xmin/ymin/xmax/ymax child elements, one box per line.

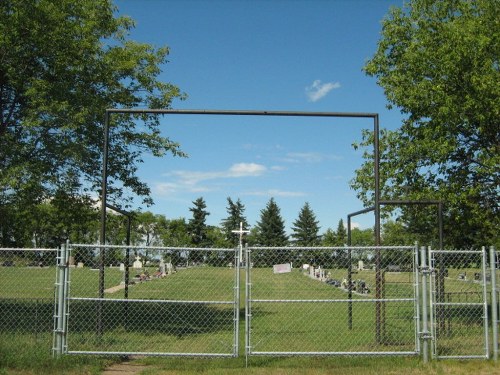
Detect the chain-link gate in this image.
<box><xmin>245</xmin><ymin>246</ymin><xmax>419</xmax><ymax>356</ymax></box>
<box><xmin>428</xmin><ymin>248</ymin><xmax>489</xmax><ymax>359</ymax></box>
<box><xmin>56</xmin><ymin>244</ymin><xmax>239</xmax><ymax>357</ymax></box>
<box><xmin>0</xmin><ymin>247</ymin><xmax>59</xmax><ymax>352</ymax></box>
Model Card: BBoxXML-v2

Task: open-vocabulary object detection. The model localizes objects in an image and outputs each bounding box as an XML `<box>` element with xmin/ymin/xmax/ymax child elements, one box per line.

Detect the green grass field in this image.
<box><xmin>0</xmin><ymin>261</ymin><xmax>495</xmax><ymax>374</ymax></box>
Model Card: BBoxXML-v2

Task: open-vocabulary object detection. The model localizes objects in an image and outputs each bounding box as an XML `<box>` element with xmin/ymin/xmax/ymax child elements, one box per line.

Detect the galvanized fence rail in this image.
<box><xmin>428</xmin><ymin>248</ymin><xmax>489</xmax><ymax>359</ymax></box>
<box><xmin>0</xmin><ymin>247</ymin><xmax>59</xmax><ymax>349</ymax></box>
<box><xmin>56</xmin><ymin>244</ymin><xmax>239</xmax><ymax>357</ymax></box>
<box><xmin>245</xmin><ymin>246</ymin><xmax>419</xmax><ymax>357</ymax></box>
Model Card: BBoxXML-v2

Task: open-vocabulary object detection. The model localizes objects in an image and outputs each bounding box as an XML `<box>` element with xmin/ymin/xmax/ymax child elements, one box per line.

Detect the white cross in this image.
<box><xmin>232</xmin><ymin>222</ymin><xmax>250</xmax><ymax>265</ymax></box>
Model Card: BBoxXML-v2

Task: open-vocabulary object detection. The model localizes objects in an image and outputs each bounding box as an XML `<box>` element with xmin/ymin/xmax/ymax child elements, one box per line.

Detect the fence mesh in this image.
<box><xmin>429</xmin><ymin>249</ymin><xmax>489</xmax><ymax>358</ymax></box>
<box><xmin>246</xmin><ymin>246</ymin><xmax>418</xmax><ymax>355</ymax></box>
<box><xmin>65</xmin><ymin>245</ymin><xmax>238</xmax><ymax>356</ymax></box>
<box><xmin>0</xmin><ymin>248</ymin><xmax>58</xmax><ymax>351</ymax></box>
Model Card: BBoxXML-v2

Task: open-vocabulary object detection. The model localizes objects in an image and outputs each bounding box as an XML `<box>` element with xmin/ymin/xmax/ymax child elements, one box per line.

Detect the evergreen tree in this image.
<box><xmin>255</xmin><ymin>198</ymin><xmax>288</xmax><ymax>246</ymax></box>
<box><xmin>221</xmin><ymin>197</ymin><xmax>249</xmax><ymax>247</ymax></box>
<box><xmin>188</xmin><ymin>197</ymin><xmax>210</xmax><ymax>263</ymax></box>
<box><xmin>291</xmin><ymin>202</ymin><xmax>320</xmax><ymax>246</ymax></box>
<box><xmin>188</xmin><ymin>197</ymin><xmax>210</xmax><ymax>247</ymax></box>
<box><xmin>336</xmin><ymin>219</ymin><xmax>347</xmax><ymax>246</ymax></box>
<box><xmin>254</xmin><ymin>198</ymin><xmax>288</xmax><ymax>266</ymax></box>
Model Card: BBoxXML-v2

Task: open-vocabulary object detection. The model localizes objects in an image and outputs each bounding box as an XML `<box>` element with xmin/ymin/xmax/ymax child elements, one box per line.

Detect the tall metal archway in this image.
<box><xmin>98</xmin><ymin>108</ymin><xmax>381</xmax><ymax>319</ymax></box>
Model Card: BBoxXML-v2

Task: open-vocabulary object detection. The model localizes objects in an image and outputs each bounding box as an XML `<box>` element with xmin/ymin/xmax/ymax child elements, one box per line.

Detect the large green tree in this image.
<box><xmin>220</xmin><ymin>197</ymin><xmax>249</xmax><ymax>247</ymax></box>
<box><xmin>291</xmin><ymin>202</ymin><xmax>320</xmax><ymax>246</ymax></box>
<box><xmin>0</xmin><ymin>0</ymin><xmax>186</xmax><ymax>245</ymax></box>
<box><xmin>352</xmin><ymin>0</ymin><xmax>499</xmax><ymax>248</ymax></box>
<box><xmin>255</xmin><ymin>198</ymin><xmax>288</xmax><ymax>247</ymax></box>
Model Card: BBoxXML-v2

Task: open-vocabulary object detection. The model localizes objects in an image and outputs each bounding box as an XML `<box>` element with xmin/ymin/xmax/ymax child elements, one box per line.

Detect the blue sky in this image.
<box><xmin>114</xmin><ymin>0</ymin><xmax>405</xmax><ymax>233</ymax></box>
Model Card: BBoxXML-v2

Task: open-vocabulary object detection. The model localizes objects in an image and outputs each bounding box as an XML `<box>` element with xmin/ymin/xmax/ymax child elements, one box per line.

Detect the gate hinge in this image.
<box><xmin>418</xmin><ymin>332</ymin><xmax>433</xmax><ymax>340</ymax></box>
<box><xmin>419</xmin><ymin>266</ymin><xmax>434</xmax><ymax>275</ymax></box>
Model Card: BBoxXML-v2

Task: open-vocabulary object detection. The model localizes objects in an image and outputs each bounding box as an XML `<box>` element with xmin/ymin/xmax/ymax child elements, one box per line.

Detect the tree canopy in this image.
<box><xmin>352</xmin><ymin>0</ymin><xmax>499</xmax><ymax>248</ymax></box>
<box><xmin>0</xmin><ymin>0</ymin><xmax>186</xmax><ymax>215</ymax></box>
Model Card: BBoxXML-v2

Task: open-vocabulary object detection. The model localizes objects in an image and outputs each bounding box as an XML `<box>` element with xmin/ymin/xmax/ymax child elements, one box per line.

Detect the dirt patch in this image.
<box><xmin>102</xmin><ymin>361</ymin><xmax>150</xmax><ymax>375</ymax></box>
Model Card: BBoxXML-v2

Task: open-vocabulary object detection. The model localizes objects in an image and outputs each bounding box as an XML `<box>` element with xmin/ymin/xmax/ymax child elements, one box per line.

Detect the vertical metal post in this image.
<box><xmin>373</xmin><ymin>114</ymin><xmax>383</xmax><ymax>344</ymax></box>
<box><xmin>125</xmin><ymin>216</ymin><xmax>131</xmax><ymax>299</ymax></box>
<box><xmin>481</xmin><ymin>247</ymin><xmax>490</xmax><ymax>359</ymax></box>
<box><xmin>53</xmin><ymin>243</ymin><xmax>67</xmax><ymax>358</ymax></box>
<box><xmin>245</xmin><ymin>245</ymin><xmax>251</xmax><ymax>366</ymax></box>
<box><xmin>438</xmin><ymin>202</ymin><xmax>443</xmax><ymax>250</ymax></box>
<box><xmin>490</xmin><ymin>246</ymin><xmax>498</xmax><ymax>361</ymax></box>
<box><xmin>97</xmin><ymin>111</ymin><xmax>110</xmax><ymax>338</ymax></box>
<box><xmin>414</xmin><ymin>243</ymin><xmax>421</xmax><ymax>354</ymax></box>
<box><xmin>420</xmin><ymin>246</ymin><xmax>430</xmax><ymax>363</ymax></box>
<box><xmin>233</xmin><ymin>246</ymin><xmax>240</xmax><ymax>357</ymax></box>
<box><xmin>347</xmin><ymin>217</ymin><xmax>353</xmax><ymax>330</ymax></box>
<box><xmin>61</xmin><ymin>241</ymin><xmax>70</xmax><ymax>354</ymax></box>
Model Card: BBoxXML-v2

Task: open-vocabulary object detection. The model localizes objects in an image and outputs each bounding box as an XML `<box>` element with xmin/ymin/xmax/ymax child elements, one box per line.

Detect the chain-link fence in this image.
<box><xmin>428</xmin><ymin>249</ymin><xmax>489</xmax><ymax>359</ymax></box>
<box><xmin>59</xmin><ymin>244</ymin><xmax>239</xmax><ymax>357</ymax></box>
<box><xmin>0</xmin><ymin>247</ymin><xmax>59</xmax><ymax>351</ymax></box>
<box><xmin>245</xmin><ymin>246</ymin><xmax>419</xmax><ymax>356</ymax></box>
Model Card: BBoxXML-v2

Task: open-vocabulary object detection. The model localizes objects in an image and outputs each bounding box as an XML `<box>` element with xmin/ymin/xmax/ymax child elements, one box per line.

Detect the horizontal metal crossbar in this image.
<box><xmin>0</xmin><ymin>247</ymin><xmax>58</xmax><ymax>251</ymax></box>
<box><xmin>249</xmin><ymin>351</ymin><xmax>419</xmax><ymax>356</ymax></box>
<box><xmin>106</xmin><ymin>108</ymin><xmax>378</xmax><ymax>118</ymax></box>
<box><xmin>68</xmin><ymin>351</ymin><xmax>235</xmax><ymax>357</ymax></box>
<box><xmin>248</xmin><ymin>246</ymin><xmax>415</xmax><ymax>251</ymax></box>
<box><xmin>69</xmin><ymin>297</ymin><xmax>234</xmax><ymax>304</ymax></box>
<box><xmin>69</xmin><ymin>244</ymin><xmax>234</xmax><ymax>251</ymax></box>
<box><xmin>250</xmin><ymin>298</ymin><xmax>415</xmax><ymax>303</ymax></box>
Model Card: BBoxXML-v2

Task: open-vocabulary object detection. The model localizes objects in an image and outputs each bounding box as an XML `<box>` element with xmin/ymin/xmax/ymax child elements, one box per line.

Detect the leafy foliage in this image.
<box><xmin>352</xmin><ymin>0</ymin><xmax>500</xmax><ymax>248</ymax></box>
<box><xmin>0</xmin><ymin>0</ymin><xmax>186</xmax><ymax>222</ymax></box>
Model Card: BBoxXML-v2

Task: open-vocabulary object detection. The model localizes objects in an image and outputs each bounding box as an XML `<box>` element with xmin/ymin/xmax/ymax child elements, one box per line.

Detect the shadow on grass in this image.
<box><xmin>68</xmin><ymin>299</ymin><xmax>234</xmax><ymax>337</ymax></box>
<box><xmin>0</xmin><ymin>298</ymin><xmax>54</xmax><ymax>334</ymax></box>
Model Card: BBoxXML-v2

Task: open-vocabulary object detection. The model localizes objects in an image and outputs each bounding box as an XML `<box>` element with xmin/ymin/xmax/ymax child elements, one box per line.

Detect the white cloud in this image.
<box><xmin>228</xmin><ymin>163</ymin><xmax>266</xmax><ymax>177</ymax></box>
<box><xmin>281</xmin><ymin>152</ymin><xmax>343</xmax><ymax>163</ymax></box>
<box><xmin>156</xmin><ymin>163</ymin><xmax>267</xmax><ymax>194</ymax></box>
<box><xmin>244</xmin><ymin>189</ymin><xmax>307</xmax><ymax>198</ymax></box>
<box><xmin>305</xmin><ymin>80</ymin><xmax>341</xmax><ymax>102</ymax></box>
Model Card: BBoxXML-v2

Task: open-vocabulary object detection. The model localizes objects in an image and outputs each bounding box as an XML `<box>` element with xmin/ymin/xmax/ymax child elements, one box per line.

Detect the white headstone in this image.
<box><xmin>119</xmin><ymin>263</ymin><xmax>125</xmax><ymax>272</ymax></box>
<box><xmin>358</xmin><ymin>260</ymin><xmax>364</xmax><ymax>271</ymax></box>
<box><xmin>166</xmin><ymin>262</ymin><xmax>173</xmax><ymax>275</ymax></box>
<box><xmin>133</xmin><ymin>255</ymin><xmax>143</xmax><ymax>270</ymax></box>
<box><xmin>77</xmin><ymin>262</ymin><xmax>84</xmax><ymax>268</ymax></box>
<box><xmin>159</xmin><ymin>259</ymin><xmax>166</xmax><ymax>276</ymax></box>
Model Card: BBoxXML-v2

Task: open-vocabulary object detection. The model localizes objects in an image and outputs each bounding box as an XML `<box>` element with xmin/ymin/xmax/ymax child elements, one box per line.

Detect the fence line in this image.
<box><xmin>2</xmin><ymin>244</ymin><xmax>498</xmax><ymax>361</ymax></box>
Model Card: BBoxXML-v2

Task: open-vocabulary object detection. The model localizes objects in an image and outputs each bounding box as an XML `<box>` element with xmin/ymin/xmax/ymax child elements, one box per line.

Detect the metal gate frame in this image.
<box><xmin>54</xmin><ymin>244</ymin><xmax>240</xmax><ymax>357</ymax></box>
<box><xmin>428</xmin><ymin>248</ymin><xmax>490</xmax><ymax>359</ymax></box>
<box><xmin>244</xmin><ymin>245</ymin><xmax>420</xmax><ymax>357</ymax></box>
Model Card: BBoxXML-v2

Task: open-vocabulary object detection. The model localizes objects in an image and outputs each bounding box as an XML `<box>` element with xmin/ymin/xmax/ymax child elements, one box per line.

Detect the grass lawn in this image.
<box><xmin>0</xmin><ymin>261</ymin><xmax>496</xmax><ymax>374</ymax></box>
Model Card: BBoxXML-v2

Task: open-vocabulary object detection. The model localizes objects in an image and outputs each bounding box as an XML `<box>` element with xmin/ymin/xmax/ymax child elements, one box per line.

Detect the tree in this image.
<box><xmin>336</xmin><ymin>219</ymin><xmax>347</xmax><ymax>246</ymax></box>
<box><xmin>188</xmin><ymin>197</ymin><xmax>210</xmax><ymax>266</ymax></box>
<box><xmin>0</xmin><ymin>0</ymin><xmax>186</xmax><ymax>225</ymax></box>
<box><xmin>255</xmin><ymin>198</ymin><xmax>288</xmax><ymax>247</ymax></box>
<box><xmin>254</xmin><ymin>198</ymin><xmax>288</xmax><ymax>266</ymax></box>
<box><xmin>291</xmin><ymin>202</ymin><xmax>321</xmax><ymax>246</ymax></box>
<box><xmin>353</xmin><ymin>0</ymin><xmax>499</xmax><ymax>248</ymax></box>
<box><xmin>220</xmin><ymin>197</ymin><xmax>249</xmax><ymax>247</ymax></box>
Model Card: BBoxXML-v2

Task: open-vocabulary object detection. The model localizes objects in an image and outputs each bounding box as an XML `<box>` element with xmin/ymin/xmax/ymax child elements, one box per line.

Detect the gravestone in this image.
<box><xmin>166</xmin><ymin>262</ymin><xmax>174</xmax><ymax>275</ymax></box>
<box><xmin>119</xmin><ymin>263</ymin><xmax>125</xmax><ymax>272</ymax></box>
<box><xmin>133</xmin><ymin>255</ymin><xmax>143</xmax><ymax>270</ymax></box>
<box><xmin>358</xmin><ymin>260</ymin><xmax>364</xmax><ymax>271</ymax></box>
<box><xmin>159</xmin><ymin>259</ymin><xmax>166</xmax><ymax>277</ymax></box>
<box><xmin>77</xmin><ymin>262</ymin><xmax>84</xmax><ymax>268</ymax></box>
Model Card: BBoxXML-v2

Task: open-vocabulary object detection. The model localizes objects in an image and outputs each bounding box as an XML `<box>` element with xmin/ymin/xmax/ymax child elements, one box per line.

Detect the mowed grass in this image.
<box><xmin>0</xmin><ymin>264</ymin><xmax>496</xmax><ymax>374</ymax></box>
